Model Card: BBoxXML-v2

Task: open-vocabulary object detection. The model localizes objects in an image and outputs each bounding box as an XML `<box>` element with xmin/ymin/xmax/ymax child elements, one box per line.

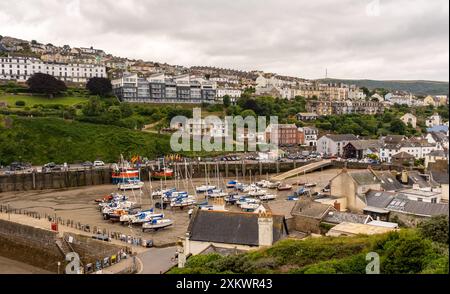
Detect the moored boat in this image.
<box><xmin>142</xmin><ymin>218</ymin><xmax>174</xmax><ymax>231</ymax></box>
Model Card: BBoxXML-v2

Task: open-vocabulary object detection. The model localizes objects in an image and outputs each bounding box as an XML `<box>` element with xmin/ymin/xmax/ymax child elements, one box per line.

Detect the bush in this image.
<box><xmin>15</xmin><ymin>100</ymin><xmax>26</xmax><ymax>107</ymax></box>
<box><xmin>418</xmin><ymin>215</ymin><xmax>449</xmax><ymax>244</ymax></box>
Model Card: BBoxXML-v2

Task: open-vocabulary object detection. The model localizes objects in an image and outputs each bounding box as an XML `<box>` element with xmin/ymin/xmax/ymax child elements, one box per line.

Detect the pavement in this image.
<box><xmin>137</xmin><ymin>246</ymin><xmax>178</xmax><ymax>274</ymax></box>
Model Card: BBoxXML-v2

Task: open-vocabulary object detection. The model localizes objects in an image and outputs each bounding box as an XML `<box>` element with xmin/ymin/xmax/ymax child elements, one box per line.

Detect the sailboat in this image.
<box><xmin>142</xmin><ymin>217</ymin><xmax>174</xmax><ymax>231</ymax></box>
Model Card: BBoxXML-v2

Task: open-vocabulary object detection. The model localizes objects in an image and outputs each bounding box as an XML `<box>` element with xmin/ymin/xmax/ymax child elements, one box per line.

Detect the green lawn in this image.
<box><xmin>0</xmin><ymin>94</ymin><xmax>88</xmax><ymax>107</ymax></box>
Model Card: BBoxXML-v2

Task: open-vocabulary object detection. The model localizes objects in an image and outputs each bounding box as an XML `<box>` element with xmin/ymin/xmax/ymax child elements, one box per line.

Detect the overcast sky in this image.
<box><xmin>0</xmin><ymin>0</ymin><xmax>448</xmax><ymax>81</ymax></box>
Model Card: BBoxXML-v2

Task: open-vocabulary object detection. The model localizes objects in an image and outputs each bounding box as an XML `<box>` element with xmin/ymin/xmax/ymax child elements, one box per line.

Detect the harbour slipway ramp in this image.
<box><xmin>270</xmin><ymin>159</ymin><xmax>333</xmax><ymax>181</ymax></box>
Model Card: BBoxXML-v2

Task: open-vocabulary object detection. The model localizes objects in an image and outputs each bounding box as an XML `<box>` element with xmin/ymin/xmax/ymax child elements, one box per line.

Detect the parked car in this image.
<box><xmin>82</xmin><ymin>161</ymin><xmax>93</xmax><ymax>167</ymax></box>
<box><xmin>93</xmin><ymin>160</ymin><xmax>105</xmax><ymax>167</ymax></box>
<box><xmin>92</xmin><ymin>234</ymin><xmax>110</xmax><ymax>242</ymax></box>
<box><xmin>44</xmin><ymin>162</ymin><xmax>56</xmax><ymax>169</ymax></box>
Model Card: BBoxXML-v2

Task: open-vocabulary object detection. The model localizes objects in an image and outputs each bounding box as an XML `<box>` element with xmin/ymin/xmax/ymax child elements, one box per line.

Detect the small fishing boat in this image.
<box><xmin>304</xmin><ymin>183</ymin><xmax>317</xmax><ymax>188</ymax></box>
<box><xmin>120</xmin><ymin>209</ymin><xmax>163</xmax><ymax>224</ymax></box>
<box><xmin>277</xmin><ymin>183</ymin><xmax>293</xmax><ymax>191</ymax></box>
<box><xmin>224</xmin><ymin>194</ymin><xmax>240</xmax><ymax>204</ymax></box>
<box><xmin>107</xmin><ymin>209</ymin><xmax>129</xmax><ymax>222</ymax></box>
<box><xmin>259</xmin><ymin>194</ymin><xmax>277</xmax><ymax>201</ymax></box>
<box><xmin>287</xmin><ymin>196</ymin><xmax>299</xmax><ymax>201</ymax></box>
<box><xmin>142</xmin><ymin>218</ymin><xmax>174</xmax><ymax>231</ymax></box>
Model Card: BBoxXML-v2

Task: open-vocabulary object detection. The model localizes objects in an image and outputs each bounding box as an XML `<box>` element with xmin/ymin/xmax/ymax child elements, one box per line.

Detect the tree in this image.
<box><xmin>119</xmin><ymin>102</ymin><xmax>133</xmax><ymax>118</ymax></box>
<box><xmin>82</xmin><ymin>96</ymin><xmax>105</xmax><ymax>116</ymax></box>
<box><xmin>389</xmin><ymin>119</ymin><xmax>406</xmax><ymax>135</ymax></box>
<box><xmin>26</xmin><ymin>73</ymin><xmax>67</xmax><ymax>98</ymax></box>
<box><xmin>418</xmin><ymin>215</ymin><xmax>449</xmax><ymax>244</ymax></box>
<box><xmin>240</xmin><ymin>109</ymin><xmax>256</xmax><ymax>118</ymax></box>
<box><xmin>222</xmin><ymin>95</ymin><xmax>231</xmax><ymax>107</ymax></box>
<box><xmin>86</xmin><ymin>77</ymin><xmax>112</xmax><ymax>97</ymax></box>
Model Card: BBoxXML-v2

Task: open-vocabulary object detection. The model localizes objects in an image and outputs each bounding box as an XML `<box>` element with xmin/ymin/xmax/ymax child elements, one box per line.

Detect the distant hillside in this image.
<box><xmin>319</xmin><ymin>78</ymin><xmax>449</xmax><ymax>96</ymax></box>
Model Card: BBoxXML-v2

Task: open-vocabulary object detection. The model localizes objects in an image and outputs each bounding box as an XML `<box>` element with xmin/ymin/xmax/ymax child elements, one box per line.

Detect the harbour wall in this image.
<box><xmin>0</xmin><ymin>218</ymin><xmax>131</xmax><ymax>273</ymax></box>
<box><xmin>0</xmin><ymin>161</ymin><xmax>402</xmax><ymax>193</ymax></box>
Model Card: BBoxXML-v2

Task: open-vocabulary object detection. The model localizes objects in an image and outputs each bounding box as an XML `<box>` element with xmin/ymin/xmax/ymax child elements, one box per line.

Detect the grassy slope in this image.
<box><xmin>0</xmin><ymin>94</ymin><xmax>88</xmax><ymax>107</ymax></box>
<box><xmin>0</xmin><ymin>117</ymin><xmax>171</xmax><ymax>165</ymax></box>
<box><xmin>169</xmin><ymin>230</ymin><xmax>449</xmax><ymax>274</ymax></box>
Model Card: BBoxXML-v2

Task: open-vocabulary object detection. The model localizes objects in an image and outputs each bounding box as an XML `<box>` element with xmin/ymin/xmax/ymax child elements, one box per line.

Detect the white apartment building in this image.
<box><xmin>170</xmin><ymin>117</ymin><xmax>229</xmax><ymax>138</ymax></box>
<box><xmin>216</xmin><ymin>88</ymin><xmax>242</xmax><ymax>98</ymax></box>
<box><xmin>0</xmin><ymin>55</ymin><xmax>107</xmax><ymax>83</ymax></box>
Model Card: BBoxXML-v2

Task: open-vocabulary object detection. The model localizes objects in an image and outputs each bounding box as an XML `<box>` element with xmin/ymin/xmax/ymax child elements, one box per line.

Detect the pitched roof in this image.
<box><xmin>431</xmin><ymin>171</ymin><xmax>449</xmax><ymax>185</ymax></box>
<box><xmin>365</xmin><ymin>191</ymin><xmax>395</xmax><ymax>208</ymax></box>
<box><xmin>365</xmin><ymin>190</ymin><xmax>449</xmax><ymax>217</ymax></box>
<box><xmin>392</xmin><ymin>152</ymin><xmax>415</xmax><ymax>159</ymax></box>
<box><xmin>349</xmin><ymin>170</ymin><xmax>379</xmax><ymax>185</ymax></box>
<box><xmin>324</xmin><ymin>134</ymin><xmax>358</xmax><ymax>142</ymax></box>
<box><xmin>322</xmin><ymin>211</ymin><xmax>372</xmax><ymax>225</ymax></box>
<box><xmin>375</xmin><ymin>171</ymin><xmax>405</xmax><ymax>191</ymax></box>
<box><xmin>346</xmin><ymin>140</ymin><xmax>381</xmax><ymax>151</ymax></box>
<box><xmin>383</xmin><ymin>135</ymin><xmax>406</xmax><ymax>144</ymax></box>
<box><xmin>291</xmin><ymin>198</ymin><xmax>335</xmax><ymax>219</ymax></box>
<box><xmin>187</xmin><ymin>209</ymin><xmax>287</xmax><ymax>246</ymax></box>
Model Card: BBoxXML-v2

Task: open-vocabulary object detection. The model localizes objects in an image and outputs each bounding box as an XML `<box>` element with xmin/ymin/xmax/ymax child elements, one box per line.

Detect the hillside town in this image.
<box><xmin>0</xmin><ymin>32</ymin><xmax>449</xmax><ymax>276</ymax></box>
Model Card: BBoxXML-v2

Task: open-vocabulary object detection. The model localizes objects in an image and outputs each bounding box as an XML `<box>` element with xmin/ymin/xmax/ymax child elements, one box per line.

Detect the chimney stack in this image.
<box><xmin>258</xmin><ymin>212</ymin><xmax>273</xmax><ymax>247</ymax></box>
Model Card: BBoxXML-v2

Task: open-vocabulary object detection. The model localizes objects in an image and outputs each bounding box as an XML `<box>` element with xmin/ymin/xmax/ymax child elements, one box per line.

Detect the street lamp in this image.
<box><xmin>57</xmin><ymin>261</ymin><xmax>61</xmax><ymax>274</ymax></box>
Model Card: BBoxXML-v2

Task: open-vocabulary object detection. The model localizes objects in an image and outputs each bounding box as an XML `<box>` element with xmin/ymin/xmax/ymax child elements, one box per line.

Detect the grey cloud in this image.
<box><xmin>0</xmin><ymin>0</ymin><xmax>448</xmax><ymax>80</ymax></box>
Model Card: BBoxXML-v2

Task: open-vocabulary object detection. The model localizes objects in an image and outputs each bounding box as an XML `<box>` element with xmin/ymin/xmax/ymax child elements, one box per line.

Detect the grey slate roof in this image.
<box><xmin>322</xmin><ymin>211</ymin><xmax>372</xmax><ymax>225</ymax></box>
<box><xmin>291</xmin><ymin>198</ymin><xmax>335</xmax><ymax>219</ymax></box>
<box><xmin>408</xmin><ymin>171</ymin><xmax>436</xmax><ymax>188</ymax></box>
<box><xmin>375</xmin><ymin>171</ymin><xmax>405</xmax><ymax>191</ymax></box>
<box><xmin>365</xmin><ymin>191</ymin><xmax>395</xmax><ymax>208</ymax></box>
<box><xmin>188</xmin><ymin>209</ymin><xmax>287</xmax><ymax>246</ymax></box>
<box><xmin>365</xmin><ymin>190</ymin><xmax>449</xmax><ymax>217</ymax></box>
<box><xmin>346</xmin><ymin>140</ymin><xmax>381</xmax><ymax>151</ymax></box>
<box><xmin>383</xmin><ymin>135</ymin><xmax>406</xmax><ymax>144</ymax></box>
<box><xmin>431</xmin><ymin>171</ymin><xmax>449</xmax><ymax>185</ymax></box>
<box><xmin>325</xmin><ymin>134</ymin><xmax>358</xmax><ymax>142</ymax></box>
<box><xmin>349</xmin><ymin>170</ymin><xmax>379</xmax><ymax>185</ymax></box>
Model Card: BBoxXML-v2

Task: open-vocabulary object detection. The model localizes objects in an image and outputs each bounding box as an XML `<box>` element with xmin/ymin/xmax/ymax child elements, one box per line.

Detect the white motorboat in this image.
<box><xmin>259</xmin><ymin>194</ymin><xmax>277</xmax><ymax>201</ymax></box>
<box><xmin>120</xmin><ymin>209</ymin><xmax>164</xmax><ymax>224</ymax></box>
<box><xmin>118</xmin><ymin>180</ymin><xmax>144</xmax><ymax>190</ymax></box>
<box><xmin>142</xmin><ymin>218</ymin><xmax>174</xmax><ymax>231</ymax></box>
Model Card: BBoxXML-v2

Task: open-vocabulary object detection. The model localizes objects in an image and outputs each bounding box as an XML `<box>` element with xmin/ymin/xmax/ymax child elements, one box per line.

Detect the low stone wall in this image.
<box><xmin>0</xmin><ymin>219</ymin><xmax>62</xmax><ymax>272</ymax></box>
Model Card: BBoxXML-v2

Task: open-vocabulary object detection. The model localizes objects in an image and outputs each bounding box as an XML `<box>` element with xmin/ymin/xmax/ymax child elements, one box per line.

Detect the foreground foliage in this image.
<box><xmin>169</xmin><ymin>228</ymin><xmax>449</xmax><ymax>274</ymax></box>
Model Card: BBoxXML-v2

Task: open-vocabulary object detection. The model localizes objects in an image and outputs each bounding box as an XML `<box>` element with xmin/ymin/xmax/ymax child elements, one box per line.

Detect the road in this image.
<box><xmin>138</xmin><ymin>246</ymin><xmax>178</xmax><ymax>274</ymax></box>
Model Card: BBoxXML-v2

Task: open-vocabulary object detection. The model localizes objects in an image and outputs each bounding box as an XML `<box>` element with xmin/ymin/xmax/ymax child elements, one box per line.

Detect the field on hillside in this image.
<box><xmin>0</xmin><ymin>94</ymin><xmax>88</xmax><ymax>107</ymax></box>
<box><xmin>0</xmin><ymin>117</ymin><xmax>172</xmax><ymax>165</ymax></box>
